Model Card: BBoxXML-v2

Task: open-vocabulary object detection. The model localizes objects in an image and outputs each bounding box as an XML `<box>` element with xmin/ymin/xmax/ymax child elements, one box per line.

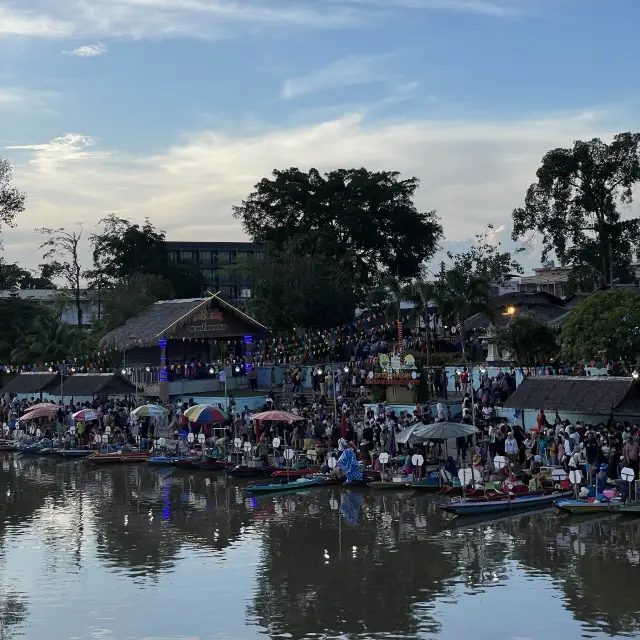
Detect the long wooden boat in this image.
<box><xmin>88</xmin><ymin>452</ymin><xmax>150</xmax><ymax>464</ymax></box>
<box><xmin>271</xmin><ymin>467</ymin><xmax>320</xmax><ymax>478</ymax></box>
<box><xmin>438</xmin><ymin>491</ymin><xmax>570</xmax><ymax>516</ymax></box>
<box><xmin>226</xmin><ymin>464</ymin><xmax>278</xmax><ymax>478</ymax></box>
<box><xmin>59</xmin><ymin>449</ymin><xmax>92</xmax><ymax>458</ymax></box>
<box><xmin>617</xmin><ymin>503</ymin><xmax>640</xmax><ymax>517</ymax></box>
<box><xmin>247</xmin><ymin>477</ymin><xmax>327</xmax><ymax>494</ymax></box>
<box><xmin>194</xmin><ymin>459</ymin><xmax>234</xmax><ymax>471</ymax></box>
<box><xmin>408</xmin><ymin>478</ymin><xmax>454</xmax><ymax>492</ymax></box>
<box><xmin>369</xmin><ymin>481</ymin><xmax>412</xmax><ymax>490</ymax></box>
<box><xmin>147</xmin><ymin>456</ymin><xmax>182</xmax><ymax>465</ymax></box>
<box><xmin>554</xmin><ymin>499</ymin><xmax>620</xmax><ymax>515</ymax></box>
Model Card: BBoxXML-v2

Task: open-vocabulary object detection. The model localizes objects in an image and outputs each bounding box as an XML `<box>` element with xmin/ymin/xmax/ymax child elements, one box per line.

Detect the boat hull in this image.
<box><xmin>271</xmin><ymin>467</ymin><xmax>320</xmax><ymax>478</ymax></box>
<box><xmin>59</xmin><ymin>450</ymin><xmax>92</xmax><ymax>458</ymax></box>
<box><xmin>439</xmin><ymin>492</ymin><xmax>570</xmax><ymax>516</ymax></box>
<box><xmin>369</xmin><ymin>481</ymin><xmax>411</xmax><ymax>490</ymax></box>
<box><xmin>247</xmin><ymin>478</ymin><xmax>326</xmax><ymax>494</ymax></box>
<box><xmin>226</xmin><ymin>465</ymin><xmax>278</xmax><ymax>478</ymax></box>
<box><xmin>554</xmin><ymin>499</ymin><xmax>619</xmax><ymax>515</ymax></box>
<box><xmin>88</xmin><ymin>452</ymin><xmax>150</xmax><ymax>464</ymax></box>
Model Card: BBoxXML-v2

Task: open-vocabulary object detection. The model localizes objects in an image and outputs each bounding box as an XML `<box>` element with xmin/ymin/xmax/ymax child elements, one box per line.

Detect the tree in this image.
<box><xmin>233</xmin><ymin>167</ymin><xmax>443</xmax><ymax>300</ymax></box>
<box><xmin>10</xmin><ymin>309</ymin><xmax>84</xmax><ymax>364</ymax></box>
<box><xmin>560</xmin><ymin>288</ymin><xmax>640</xmax><ymax>361</ymax></box>
<box><xmin>240</xmin><ymin>241</ymin><xmax>357</xmax><ymax>332</ymax></box>
<box><xmin>0</xmin><ymin>261</ymin><xmax>58</xmax><ymax>291</ymax></box>
<box><xmin>100</xmin><ymin>272</ymin><xmax>175</xmax><ymax>333</ymax></box>
<box><xmin>496</xmin><ymin>316</ymin><xmax>559</xmax><ymax>365</ymax></box>
<box><xmin>36</xmin><ymin>224</ymin><xmax>84</xmax><ymax>326</ymax></box>
<box><xmin>366</xmin><ymin>276</ymin><xmax>413</xmax><ymax>322</ymax></box>
<box><xmin>0</xmin><ymin>297</ymin><xmax>42</xmax><ymax>363</ymax></box>
<box><xmin>88</xmin><ymin>214</ymin><xmax>204</xmax><ymax>297</ymax></box>
<box><xmin>512</xmin><ymin>133</ymin><xmax>640</xmax><ymax>285</ymax></box>
<box><xmin>0</xmin><ymin>157</ymin><xmax>26</xmax><ymax>237</ymax></box>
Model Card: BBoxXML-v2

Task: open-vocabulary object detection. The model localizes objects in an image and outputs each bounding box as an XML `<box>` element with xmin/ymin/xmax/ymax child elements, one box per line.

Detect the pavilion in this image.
<box><xmin>100</xmin><ymin>294</ymin><xmax>269</xmax><ymax>401</ymax></box>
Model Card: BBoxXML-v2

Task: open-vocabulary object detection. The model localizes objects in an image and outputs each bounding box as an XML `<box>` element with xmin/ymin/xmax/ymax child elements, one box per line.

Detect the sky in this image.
<box><xmin>1</xmin><ymin>0</ymin><xmax>640</xmax><ymax>275</ymax></box>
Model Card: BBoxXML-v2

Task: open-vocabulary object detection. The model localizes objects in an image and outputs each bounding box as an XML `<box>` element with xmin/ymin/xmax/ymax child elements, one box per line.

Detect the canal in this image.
<box><xmin>1</xmin><ymin>454</ymin><xmax>639</xmax><ymax>639</ymax></box>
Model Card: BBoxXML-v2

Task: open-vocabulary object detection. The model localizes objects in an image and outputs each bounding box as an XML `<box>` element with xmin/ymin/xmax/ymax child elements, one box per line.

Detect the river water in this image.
<box><xmin>1</xmin><ymin>454</ymin><xmax>639</xmax><ymax>640</ymax></box>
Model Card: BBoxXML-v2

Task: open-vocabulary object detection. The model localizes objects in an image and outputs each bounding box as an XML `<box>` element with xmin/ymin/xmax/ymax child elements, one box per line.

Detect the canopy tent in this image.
<box><xmin>412</xmin><ymin>422</ymin><xmax>477</xmax><ymax>441</ymax></box>
<box><xmin>184</xmin><ymin>404</ymin><xmax>226</xmax><ymax>424</ymax></box>
<box><xmin>131</xmin><ymin>404</ymin><xmax>169</xmax><ymax>418</ymax></box>
<box><xmin>18</xmin><ymin>403</ymin><xmax>59</xmax><ymax>422</ymax></box>
<box><xmin>251</xmin><ymin>410</ymin><xmax>304</xmax><ymax>422</ymax></box>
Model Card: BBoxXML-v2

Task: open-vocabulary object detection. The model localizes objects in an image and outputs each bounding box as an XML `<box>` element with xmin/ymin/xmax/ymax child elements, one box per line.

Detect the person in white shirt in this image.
<box><xmin>505</xmin><ymin>432</ymin><xmax>518</xmax><ymax>463</ymax></box>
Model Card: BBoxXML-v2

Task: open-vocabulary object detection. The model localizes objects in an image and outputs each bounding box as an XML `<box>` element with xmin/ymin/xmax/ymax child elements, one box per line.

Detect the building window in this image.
<box><xmin>201</xmin><ymin>269</ymin><xmax>216</xmax><ymax>283</ymax></box>
<box><xmin>200</xmin><ymin>251</ymin><xmax>214</xmax><ymax>264</ymax></box>
<box><xmin>181</xmin><ymin>250</ymin><xmax>197</xmax><ymax>263</ymax></box>
<box><xmin>169</xmin><ymin>251</ymin><xmax>178</xmax><ymax>263</ymax></box>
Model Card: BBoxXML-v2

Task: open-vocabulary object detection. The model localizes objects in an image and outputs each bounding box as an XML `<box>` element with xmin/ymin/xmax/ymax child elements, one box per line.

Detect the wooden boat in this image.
<box><xmin>271</xmin><ymin>467</ymin><xmax>320</xmax><ymax>478</ymax></box>
<box><xmin>226</xmin><ymin>464</ymin><xmax>278</xmax><ymax>478</ymax></box>
<box><xmin>59</xmin><ymin>449</ymin><xmax>92</xmax><ymax>458</ymax></box>
<box><xmin>438</xmin><ymin>490</ymin><xmax>570</xmax><ymax>516</ymax></box>
<box><xmin>554</xmin><ymin>499</ymin><xmax>620</xmax><ymax>515</ymax></box>
<box><xmin>88</xmin><ymin>452</ymin><xmax>150</xmax><ymax>464</ymax></box>
<box><xmin>194</xmin><ymin>459</ymin><xmax>234</xmax><ymax>471</ymax></box>
<box><xmin>147</xmin><ymin>456</ymin><xmax>182</xmax><ymax>465</ymax></box>
<box><xmin>247</xmin><ymin>476</ymin><xmax>327</xmax><ymax>494</ymax></box>
<box><xmin>369</xmin><ymin>481</ymin><xmax>411</xmax><ymax>490</ymax></box>
<box><xmin>617</xmin><ymin>503</ymin><xmax>640</xmax><ymax>517</ymax></box>
<box><xmin>408</xmin><ymin>478</ymin><xmax>453</xmax><ymax>492</ymax></box>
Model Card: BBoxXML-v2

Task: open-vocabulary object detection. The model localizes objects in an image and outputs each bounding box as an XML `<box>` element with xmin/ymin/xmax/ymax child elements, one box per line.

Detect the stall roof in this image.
<box><xmin>100</xmin><ymin>294</ymin><xmax>268</xmax><ymax>350</ymax></box>
<box><xmin>1</xmin><ymin>372</ymin><xmax>59</xmax><ymax>395</ymax></box>
<box><xmin>502</xmin><ymin>376</ymin><xmax>636</xmax><ymax>414</ymax></box>
<box><xmin>47</xmin><ymin>373</ymin><xmax>138</xmax><ymax>397</ymax></box>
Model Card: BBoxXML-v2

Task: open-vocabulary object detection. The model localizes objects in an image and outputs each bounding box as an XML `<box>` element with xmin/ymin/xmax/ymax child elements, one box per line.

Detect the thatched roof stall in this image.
<box><xmin>503</xmin><ymin>376</ymin><xmax>637</xmax><ymax>414</ymax></box>
<box><xmin>1</xmin><ymin>372</ymin><xmax>59</xmax><ymax>396</ymax></box>
<box><xmin>100</xmin><ymin>295</ymin><xmax>268</xmax><ymax>350</ymax></box>
<box><xmin>47</xmin><ymin>373</ymin><xmax>139</xmax><ymax>398</ymax></box>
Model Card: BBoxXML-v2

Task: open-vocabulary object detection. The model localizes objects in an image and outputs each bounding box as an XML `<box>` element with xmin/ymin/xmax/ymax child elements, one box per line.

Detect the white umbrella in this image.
<box><xmin>131</xmin><ymin>404</ymin><xmax>169</xmax><ymax>418</ymax></box>
<box><xmin>412</xmin><ymin>422</ymin><xmax>478</xmax><ymax>440</ymax></box>
<box><xmin>396</xmin><ymin>423</ymin><xmax>424</xmax><ymax>445</ymax></box>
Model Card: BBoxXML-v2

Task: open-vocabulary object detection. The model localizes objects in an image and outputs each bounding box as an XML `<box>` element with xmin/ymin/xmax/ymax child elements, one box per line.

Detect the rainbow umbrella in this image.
<box><xmin>184</xmin><ymin>404</ymin><xmax>226</xmax><ymax>424</ymax></box>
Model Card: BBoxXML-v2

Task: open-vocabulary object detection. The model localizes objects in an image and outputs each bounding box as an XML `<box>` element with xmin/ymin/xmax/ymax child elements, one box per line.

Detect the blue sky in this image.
<box><xmin>1</xmin><ymin>0</ymin><xmax>639</xmax><ymax>272</ymax></box>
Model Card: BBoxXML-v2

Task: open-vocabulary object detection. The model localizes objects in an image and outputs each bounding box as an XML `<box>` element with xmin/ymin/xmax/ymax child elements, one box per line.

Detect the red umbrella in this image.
<box><xmin>18</xmin><ymin>403</ymin><xmax>59</xmax><ymax>421</ymax></box>
<box><xmin>251</xmin><ymin>410</ymin><xmax>304</xmax><ymax>422</ymax></box>
<box><xmin>73</xmin><ymin>409</ymin><xmax>103</xmax><ymax>422</ymax></box>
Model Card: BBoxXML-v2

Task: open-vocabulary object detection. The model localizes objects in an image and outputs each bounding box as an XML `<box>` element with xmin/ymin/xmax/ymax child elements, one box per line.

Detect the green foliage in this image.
<box><xmin>512</xmin><ymin>133</ymin><xmax>640</xmax><ymax>285</ymax></box>
<box><xmin>233</xmin><ymin>167</ymin><xmax>443</xmax><ymax>301</ymax></box>
<box><xmin>427</xmin><ymin>352</ymin><xmax>464</xmax><ymax>367</ymax></box>
<box><xmin>241</xmin><ymin>241</ymin><xmax>357</xmax><ymax>331</ymax></box>
<box><xmin>0</xmin><ymin>298</ymin><xmax>41</xmax><ymax>363</ymax></box>
<box><xmin>496</xmin><ymin>316</ymin><xmax>560</xmax><ymax>365</ymax></box>
<box><xmin>560</xmin><ymin>288</ymin><xmax>640</xmax><ymax>361</ymax></box>
<box><xmin>0</xmin><ymin>261</ymin><xmax>56</xmax><ymax>290</ymax></box>
<box><xmin>88</xmin><ymin>214</ymin><xmax>203</xmax><ymax>297</ymax></box>
<box><xmin>0</xmin><ymin>157</ymin><xmax>26</xmax><ymax>235</ymax></box>
<box><xmin>100</xmin><ymin>273</ymin><xmax>175</xmax><ymax>333</ymax></box>
<box><xmin>10</xmin><ymin>310</ymin><xmax>87</xmax><ymax>364</ymax></box>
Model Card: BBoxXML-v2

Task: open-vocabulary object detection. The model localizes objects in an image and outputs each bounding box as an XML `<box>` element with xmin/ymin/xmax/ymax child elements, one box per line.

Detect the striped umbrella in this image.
<box><xmin>72</xmin><ymin>409</ymin><xmax>102</xmax><ymax>422</ymax></box>
<box><xmin>131</xmin><ymin>404</ymin><xmax>169</xmax><ymax>418</ymax></box>
<box><xmin>18</xmin><ymin>403</ymin><xmax>59</xmax><ymax>422</ymax></box>
<box><xmin>183</xmin><ymin>404</ymin><xmax>226</xmax><ymax>424</ymax></box>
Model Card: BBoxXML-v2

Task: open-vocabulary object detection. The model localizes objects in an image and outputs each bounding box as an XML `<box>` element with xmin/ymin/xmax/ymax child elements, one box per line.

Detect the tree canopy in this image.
<box><xmin>496</xmin><ymin>316</ymin><xmax>560</xmax><ymax>365</ymax></box>
<box><xmin>512</xmin><ymin>133</ymin><xmax>640</xmax><ymax>285</ymax></box>
<box><xmin>233</xmin><ymin>167</ymin><xmax>443</xmax><ymax>299</ymax></box>
<box><xmin>239</xmin><ymin>241</ymin><xmax>357</xmax><ymax>332</ymax></box>
<box><xmin>560</xmin><ymin>288</ymin><xmax>640</xmax><ymax>361</ymax></box>
<box><xmin>0</xmin><ymin>157</ymin><xmax>26</xmax><ymax>239</ymax></box>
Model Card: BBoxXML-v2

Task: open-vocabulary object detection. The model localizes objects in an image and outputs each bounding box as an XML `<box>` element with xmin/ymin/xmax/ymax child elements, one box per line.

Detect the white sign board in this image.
<box><xmin>379</xmin><ymin>452</ymin><xmax>389</xmax><ymax>465</ymax></box>
<box><xmin>621</xmin><ymin>467</ymin><xmax>636</xmax><ymax>483</ymax></box>
<box><xmin>284</xmin><ymin>448</ymin><xmax>294</xmax><ymax>460</ymax></box>
<box><xmin>187</xmin><ymin>433</ymin><xmax>195</xmax><ymax>443</ymax></box>
<box><xmin>569</xmin><ymin>469</ymin><xmax>583</xmax><ymax>485</ymax></box>
<box><xmin>411</xmin><ymin>454</ymin><xmax>424</xmax><ymax>467</ymax></box>
<box><xmin>272</xmin><ymin>437</ymin><xmax>281</xmax><ymax>449</ymax></box>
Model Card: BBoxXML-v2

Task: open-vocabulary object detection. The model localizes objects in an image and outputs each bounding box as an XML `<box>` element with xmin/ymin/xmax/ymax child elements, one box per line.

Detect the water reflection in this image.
<box><xmin>1</xmin><ymin>453</ymin><xmax>640</xmax><ymax>639</ymax></box>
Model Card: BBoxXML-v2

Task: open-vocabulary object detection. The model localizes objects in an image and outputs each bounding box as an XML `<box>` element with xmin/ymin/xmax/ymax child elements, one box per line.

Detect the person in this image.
<box><xmin>505</xmin><ymin>432</ymin><xmax>518</xmax><ymax>464</ymax></box>
<box><xmin>536</xmin><ymin>409</ymin><xmax>547</xmax><ymax>431</ymax></box>
<box><xmin>454</xmin><ymin>370</ymin><xmax>461</xmax><ymax>395</ymax></box>
<box><xmin>460</xmin><ymin>367</ymin><xmax>470</xmax><ymax>396</ymax></box>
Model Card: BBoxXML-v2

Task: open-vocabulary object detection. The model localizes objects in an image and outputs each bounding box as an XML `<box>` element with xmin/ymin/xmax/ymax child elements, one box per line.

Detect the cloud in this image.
<box><xmin>3</xmin><ymin>108</ymin><xmax>637</xmax><ymax>273</ymax></box>
<box><xmin>63</xmin><ymin>42</ymin><xmax>108</xmax><ymax>57</ymax></box>
<box><xmin>0</xmin><ymin>0</ymin><xmax>526</xmax><ymax>40</ymax></box>
<box><xmin>282</xmin><ymin>54</ymin><xmax>394</xmax><ymax>100</ymax></box>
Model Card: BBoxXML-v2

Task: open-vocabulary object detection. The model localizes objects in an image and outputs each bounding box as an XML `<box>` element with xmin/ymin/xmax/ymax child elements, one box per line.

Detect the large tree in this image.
<box><xmin>560</xmin><ymin>288</ymin><xmax>640</xmax><ymax>362</ymax></box>
<box><xmin>233</xmin><ymin>167</ymin><xmax>443</xmax><ymax>299</ymax></box>
<box><xmin>88</xmin><ymin>214</ymin><xmax>203</xmax><ymax>298</ymax></box>
<box><xmin>36</xmin><ymin>224</ymin><xmax>84</xmax><ymax>326</ymax></box>
<box><xmin>496</xmin><ymin>316</ymin><xmax>560</xmax><ymax>365</ymax></box>
<box><xmin>0</xmin><ymin>157</ymin><xmax>26</xmax><ymax>237</ymax></box>
<box><xmin>240</xmin><ymin>241</ymin><xmax>357</xmax><ymax>331</ymax></box>
<box><xmin>512</xmin><ymin>133</ymin><xmax>640</xmax><ymax>285</ymax></box>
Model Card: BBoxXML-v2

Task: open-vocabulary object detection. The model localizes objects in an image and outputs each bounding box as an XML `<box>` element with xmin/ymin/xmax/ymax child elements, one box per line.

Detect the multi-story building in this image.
<box><xmin>166</xmin><ymin>241</ymin><xmax>259</xmax><ymax>303</ymax></box>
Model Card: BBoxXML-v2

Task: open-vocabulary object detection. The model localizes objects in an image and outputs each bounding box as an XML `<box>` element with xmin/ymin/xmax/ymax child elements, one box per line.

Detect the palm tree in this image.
<box><xmin>408</xmin><ymin>280</ymin><xmax>445</xmax><ymax>365</ymax></box>
<box><xmin>439</xmin><ymin>267</ymin><xmax>493</xmax><ymax>360</ymax></box>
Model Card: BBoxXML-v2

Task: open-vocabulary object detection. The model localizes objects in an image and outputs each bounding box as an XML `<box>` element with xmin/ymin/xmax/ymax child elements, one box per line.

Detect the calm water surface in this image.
<box><xmin>1</xmin><ymin>454</ymin><xmax>639</xmax><ymax>640</ymax></box>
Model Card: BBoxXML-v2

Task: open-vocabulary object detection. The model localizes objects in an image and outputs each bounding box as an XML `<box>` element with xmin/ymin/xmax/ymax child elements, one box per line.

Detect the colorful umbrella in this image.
<box><xmin>18</xmin><ymin>403</ymin><xmax>59</xmax><ymax>421</ymax></box>
<box><xmin>131</xmin><ymin>404</ymin><xmax>169</xmax><ymax>418</ymax></box>
<box><xmin>250</xmin><ymin>410</ymin><xmax>304</xmax><ymax>422</ymax></box>
<box><xmin>184</xmin><ymin>404</ymin><xmax>226</xmax><ymax>424</ymax></box>
<box><xmin>72</xmin><ymin>409</ymin><xmax>102</xmax><ymax>422</ymax></box>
